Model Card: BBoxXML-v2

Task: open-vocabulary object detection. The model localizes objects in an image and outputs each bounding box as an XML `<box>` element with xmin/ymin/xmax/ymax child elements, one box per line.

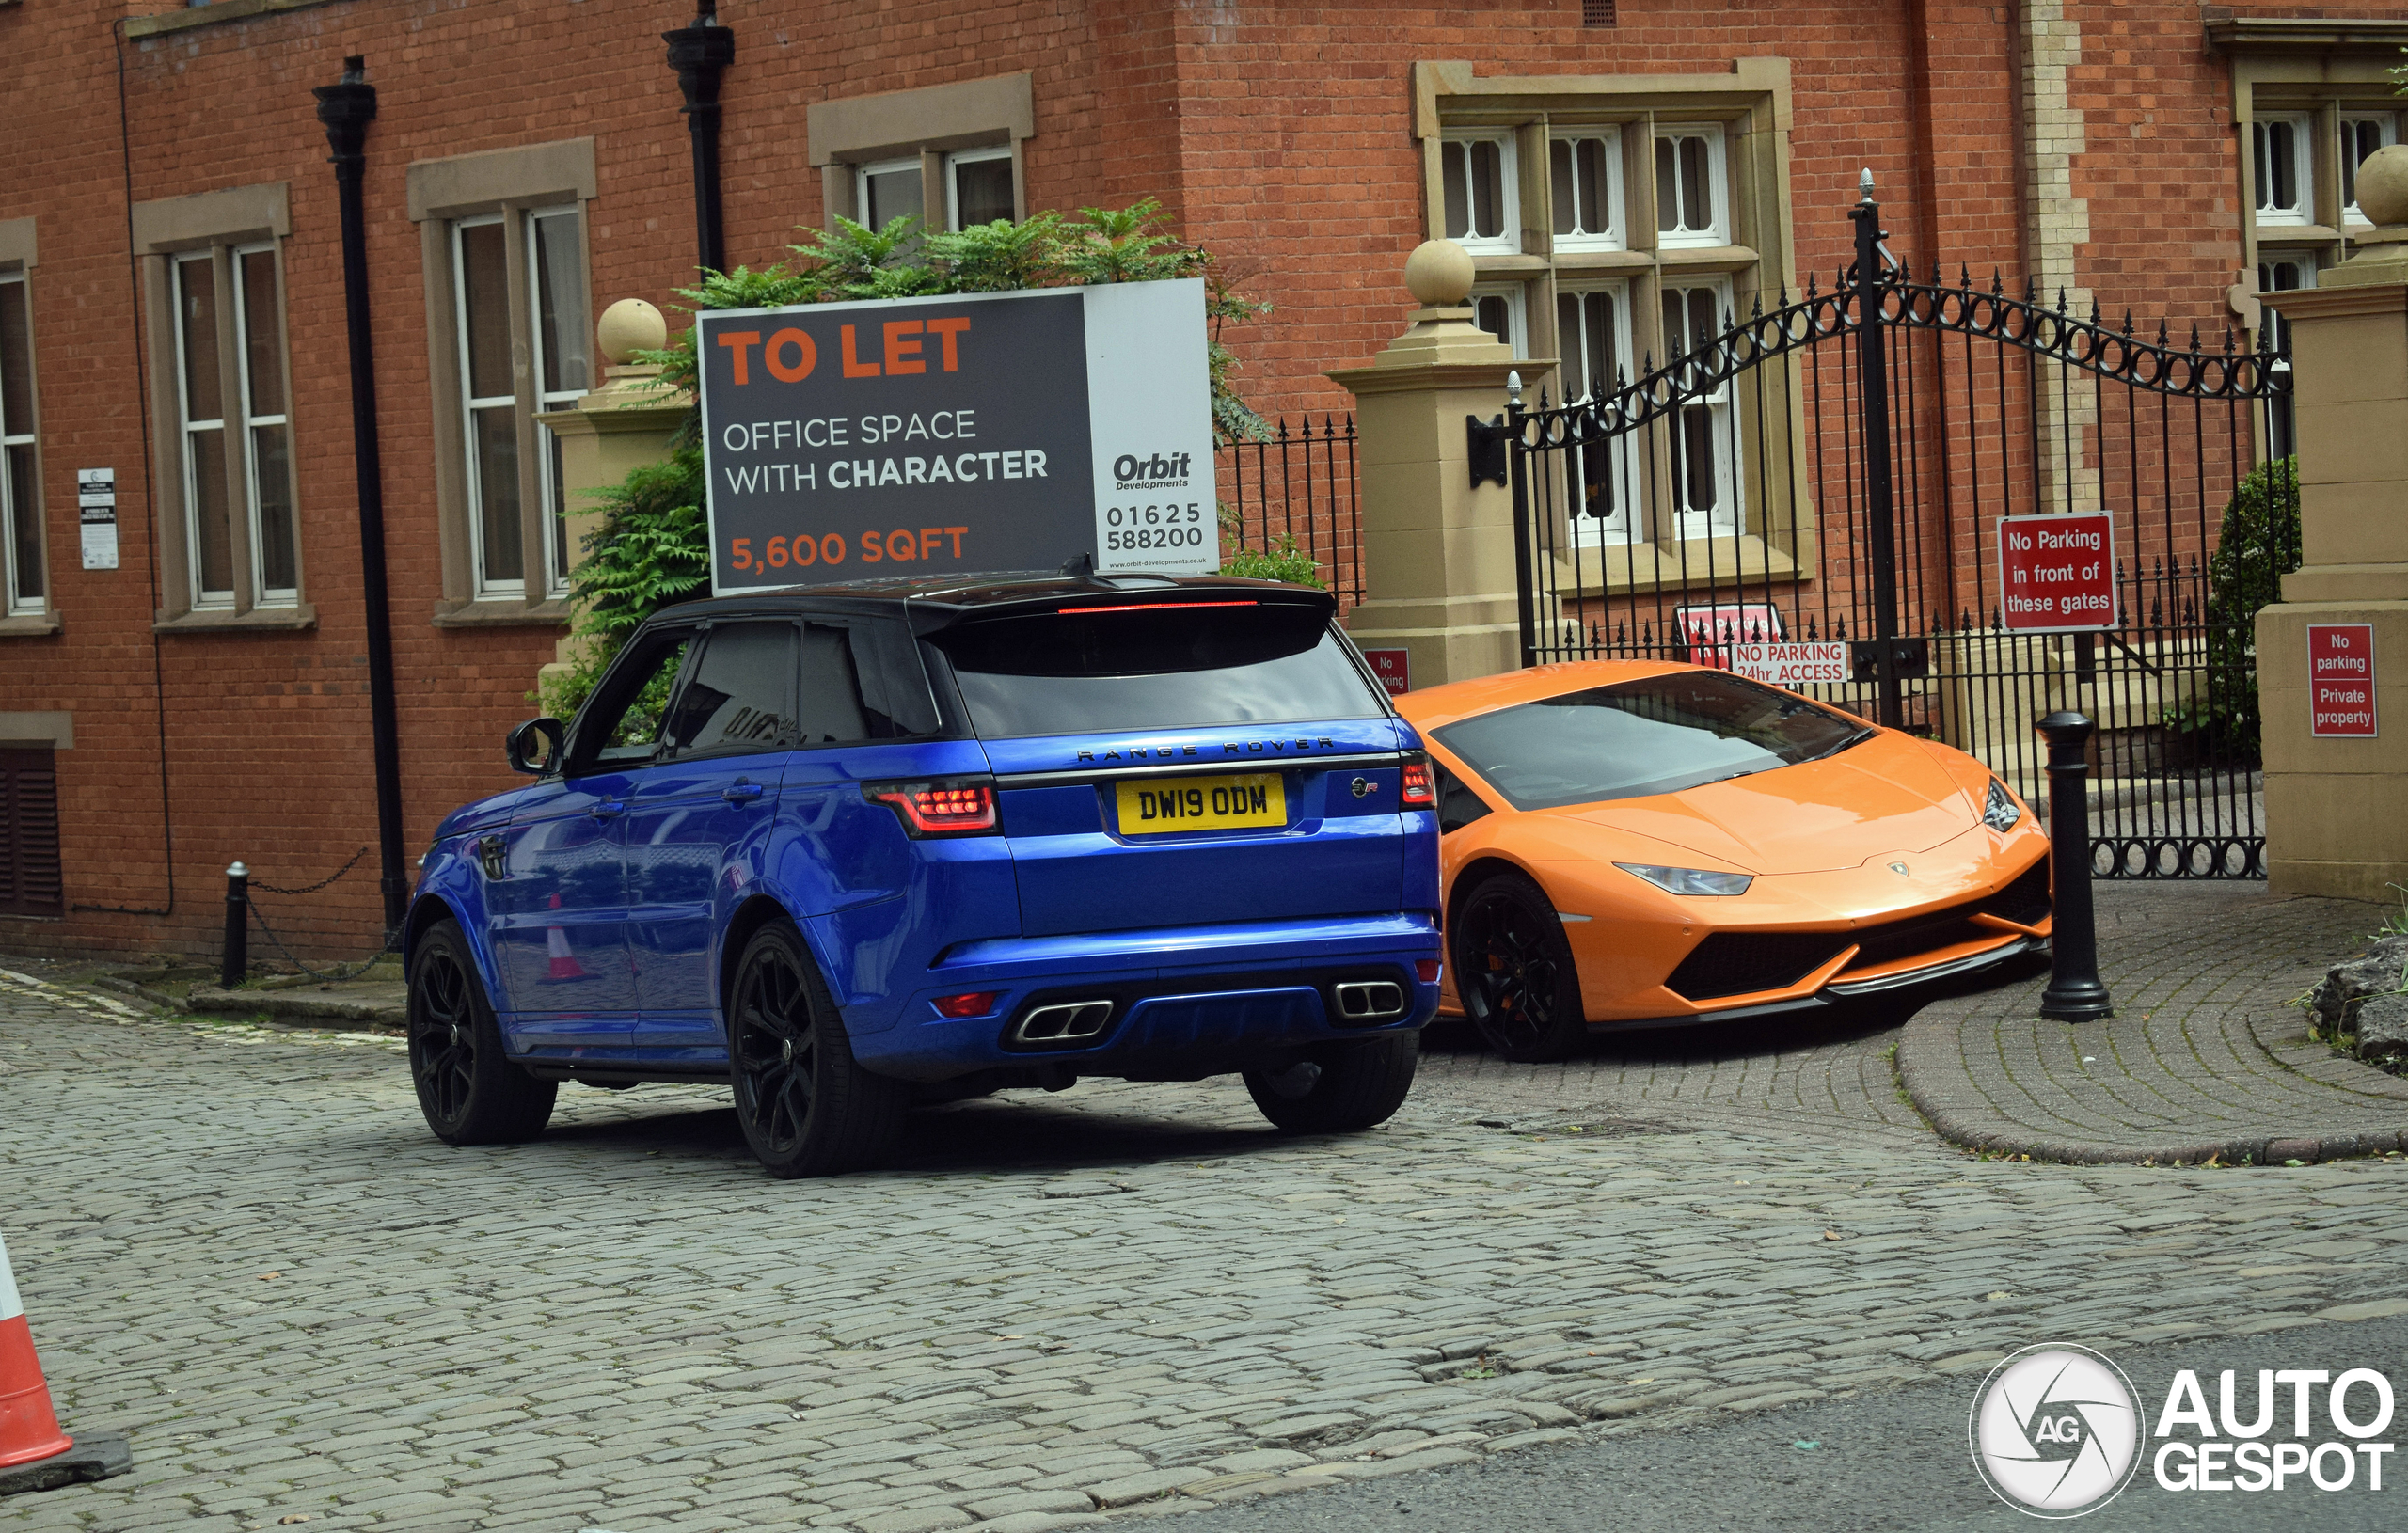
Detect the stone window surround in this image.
<box><xmin>133</xmin><ymin>181</ymin><xmax>314</xmax><ymax>634</ymax></box>
<box><xmin>808</xmin><ymin>73</ymin><xmax>1035</xmax><ymax>233</ymax></box>
<box><xmin>1415</xmin><ymin>58</ymin><xmax>1812</xmax><ymax>597</ymax></box>
<box><xmin>407</xmin><ymin>137</ymin><xmax>596</xmax><ymax>629</ymax></box>
<box><xmin>2212</xmin><ymin>18</ymin><xmax>2408</xmax><ymax>345</ymax></box>
<box><xmin>0</xmin><ymin>216</ymin><xmax>53</xmax><ymax>639</ymax></box>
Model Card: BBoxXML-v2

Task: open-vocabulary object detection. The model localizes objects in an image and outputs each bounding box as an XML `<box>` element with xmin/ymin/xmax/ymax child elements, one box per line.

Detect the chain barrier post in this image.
<box><xmin>1848</xmin><ymin>170</ymin><xmax>1904</xmax><ymax>730</ymax></box>
<box><xmin>219</xmin><ymin>862</ymin><xmax>248</xmax><ymax>991</ymax></box>
<box><xmin>2036</xmin><ymin>712</ymin><xmax>2113</xmax><ymax>1021</ymax></box>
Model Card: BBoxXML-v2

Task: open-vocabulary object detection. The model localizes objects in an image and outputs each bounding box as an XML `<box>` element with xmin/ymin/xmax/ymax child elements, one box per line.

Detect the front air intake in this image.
<box><xmin>1008</xmin><ymin>1000</ymin><xmax>1115</xmax><ymax>1047</ymax></box>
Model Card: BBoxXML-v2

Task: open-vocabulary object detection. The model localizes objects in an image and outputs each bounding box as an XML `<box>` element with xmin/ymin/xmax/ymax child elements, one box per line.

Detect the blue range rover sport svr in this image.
<box><xmin>404</xmin><ymin>573</ymin><xmax>1443</xmax><ymax>1176</ymax></box>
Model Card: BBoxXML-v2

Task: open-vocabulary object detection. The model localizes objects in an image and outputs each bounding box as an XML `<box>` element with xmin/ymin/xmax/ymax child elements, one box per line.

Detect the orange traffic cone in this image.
<box><xmin>0</xmin><ymin>1233</ymin><xmax>129</xmax><ymax>1495</ymax></box>
<box><xmin>543</xmin><ymin>893</ymin><xmax>589</xmax><ymax>981</ymax></box>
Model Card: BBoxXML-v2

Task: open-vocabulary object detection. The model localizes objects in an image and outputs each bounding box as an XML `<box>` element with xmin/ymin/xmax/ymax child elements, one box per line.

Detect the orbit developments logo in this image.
<box><xmin>1970</xmin><ymin>1345</ymin><xmax>2144</xmax><ymax>1518</ymax></box>
<box><xmin>1112</xmin><ymin>450</ymin><xmax>1193</xmax><ymax>490</ymax></box>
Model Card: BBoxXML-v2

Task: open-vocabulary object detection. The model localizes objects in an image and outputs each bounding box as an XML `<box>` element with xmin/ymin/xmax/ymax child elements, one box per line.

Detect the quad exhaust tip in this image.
<box><xmin>1010</xmin><ymin>1000</ymin><xmax>1115</xmax><ymax>1046</ymax></box>
<box><xmin>1332</xmin><ymin>980</ymin><xmax>1409</xmax><ymax>1023</ymax></box>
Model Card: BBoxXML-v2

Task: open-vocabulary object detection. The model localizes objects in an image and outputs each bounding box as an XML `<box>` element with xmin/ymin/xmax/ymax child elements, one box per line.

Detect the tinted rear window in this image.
<box><xmin>1434</xmin><ymin>671</ymin><xmax>1866</xmax><ymax>810</ymax></box>
<box><xmin>931</xmin><ymin>602</ymin><xmax>1385</xmax><ymax>737</ymax></box>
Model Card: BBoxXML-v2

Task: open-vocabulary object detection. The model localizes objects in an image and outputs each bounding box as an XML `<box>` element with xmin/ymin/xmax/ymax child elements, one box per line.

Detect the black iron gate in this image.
<box><xmin>1492</xmin><ymin>184</ymin><xmax>2295</xmax><ymax>878</ymax></box>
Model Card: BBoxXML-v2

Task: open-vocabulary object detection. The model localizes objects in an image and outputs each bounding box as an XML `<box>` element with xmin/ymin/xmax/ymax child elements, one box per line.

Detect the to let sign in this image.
<box><xmin>2308</xmin><ymin>624</ymin><xmax>2377</xmax><ymax>737</ymax></box>
<box><xmin>697</xmin><ymin>280</ymin><xmax>1215</xmax><ymax>594</ymax></box>
<box><xmin>1998</xmin><ymin>511</ymin><xmax>2117</xmax><ymax>631</ymax></box>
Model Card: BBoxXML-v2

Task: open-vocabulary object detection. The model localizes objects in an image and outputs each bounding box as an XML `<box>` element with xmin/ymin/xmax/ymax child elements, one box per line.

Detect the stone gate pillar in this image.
<box><xmin>2258</xmin><ymin>149</ymin><xmax>2408</xmax><ymax>899</ymax></box>
<box><xmin>531</xmin><ymin>298</ymin><xmax>691</xmax><ymax>701</ymax></box>
<box><xmin>1328</xmin><ymin>242</ymin><xmax>1550</xmax><ymax>690</ymax></box>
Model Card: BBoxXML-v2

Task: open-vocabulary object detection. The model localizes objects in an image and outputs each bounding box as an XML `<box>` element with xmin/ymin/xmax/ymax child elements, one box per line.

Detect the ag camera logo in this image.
<box><xmin>1971</xmin><ymin>1344</ymin><xmax>2144</xmax><ymax>1517</ymax></box>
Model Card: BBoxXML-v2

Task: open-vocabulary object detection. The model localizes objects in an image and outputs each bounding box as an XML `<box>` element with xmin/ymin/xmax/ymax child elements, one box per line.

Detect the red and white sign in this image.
<box><xmin>2309</xmin><ymin>624</ymin><xmax>2377</xmax><ymax>737</ymax></box>
<box><xmin>1674</xmin><ymin>603</ymin><xmax>1785</xmax><ymax>672</ymax></box>
<box><xmin>1998</xmin><ymin>511</ymin><xmax>2118</xmax><ymax>632</ymax></box>
<box><xmin>1727</xmin><ymin>640</ymin><xmax>1849</xmax><ymax>688</ymax></box>
<box><xmin>1361</xmin><ymin>647</ymin><xmax>1409</xmax><ymax>697</ymax></box>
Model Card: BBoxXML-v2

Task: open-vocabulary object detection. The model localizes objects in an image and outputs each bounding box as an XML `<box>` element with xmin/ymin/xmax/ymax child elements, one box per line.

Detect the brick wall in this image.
<box><xmin>0</xmin><ymin>0</ymin><xmax>2393</xmax><ymax>961</ymax></box>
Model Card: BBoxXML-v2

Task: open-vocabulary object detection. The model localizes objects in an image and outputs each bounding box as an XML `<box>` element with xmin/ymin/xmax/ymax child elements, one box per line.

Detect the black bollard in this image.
<box><xmin>220</xmin><ymin>861</ymin><xmax>249</xmax><ymax>991</ymax></box>
<box><xmin>2035</xmin><ymin>713</ymin><xmax>2112</xmax><ymax>1021</ymax></box>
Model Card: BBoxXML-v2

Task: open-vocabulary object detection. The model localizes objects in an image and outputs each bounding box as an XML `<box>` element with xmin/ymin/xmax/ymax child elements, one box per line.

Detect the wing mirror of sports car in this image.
<box><xmin>506</xmin><ymin>716</ymin><xmax>566</xmax><ymax>776</ymax></box>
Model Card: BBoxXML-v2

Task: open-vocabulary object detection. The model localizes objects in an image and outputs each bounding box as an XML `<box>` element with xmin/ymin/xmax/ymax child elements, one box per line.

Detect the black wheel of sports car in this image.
<box><xmin>1244</xmin><ymin>1034</ymin><xmax>1419</xmax><ymax>1133</ymax></box>
<box><xmin>1453</xmin><ymin>872</ymin><xmax>1588</xmax><ymax>1063</ymax></box>
<box><xmin>406</xmin><ymin>918</ymin><xmax>557</xmax><ymax>1145</ymax></box>
<box><xmin>727</xmin><ymin>919</ymin><xmax>910</xmax><ymax>1177</ymax></box>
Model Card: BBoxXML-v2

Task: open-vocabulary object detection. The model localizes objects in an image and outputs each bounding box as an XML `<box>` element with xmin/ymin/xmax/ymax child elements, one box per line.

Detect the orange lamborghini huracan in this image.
<box><xmin>1396</xmin><ymin>661</ymin><xmax>2053</xmax><ymax>1062</ymax></box>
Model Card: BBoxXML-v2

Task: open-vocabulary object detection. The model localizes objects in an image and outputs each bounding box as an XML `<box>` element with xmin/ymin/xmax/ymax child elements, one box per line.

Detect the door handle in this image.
<box><xmin>588</xmin><ymin>800</ymin><xmax>626</xmax><ymax>819</ymax></box>
<box><xmin>721</xmin><ymin>782</ymin><xmax>766</xmax><ymax>802</ymax></box>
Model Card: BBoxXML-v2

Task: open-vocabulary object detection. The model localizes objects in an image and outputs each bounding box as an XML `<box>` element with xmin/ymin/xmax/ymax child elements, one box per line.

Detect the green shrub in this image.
<box><xmin>2165</xmin><ymin>455</ymin><xmax>2301</xmax><ymax>763</ymax></box>
<box><xmin>1219</xmin><ymin>534</ymin><xmax>1326</xmax><ymax>589</ymax></box>
<box><xmin>535</xmin><ymin>443</ymin><xmax>709</xmax><ymax>719</ymax></box>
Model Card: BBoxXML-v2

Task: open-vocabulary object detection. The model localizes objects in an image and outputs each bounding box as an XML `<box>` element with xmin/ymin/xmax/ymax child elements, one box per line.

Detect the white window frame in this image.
<box><xmin>230</xmin><ymin>242</ymin><xmax>295</xmax><ymax>608</ymax></box>
<box><xmin>1548</xmin><ymin>131</ymin><xmax>1624</xmax><ymax>253</ymax></box>
<box><xmin>1468</xmin><ymin>281</ymin><xmax>1528</xmax><ymax>356</ymax></box>
<box><xmin>1441</xmin><ymin>132</ymin><xmax>1521</xmax><ymax>255</ymax></box>
<box><xmin>451</xmin><ymin>214</ymin><xmax>522</xmax><ymax>600</ymax></box>
<box><xmin>2342</xmin><ymin>114</ymin><xmax>2400</xmax><ymax>227</ymax></box>
<box><xmin>1659</xmin><ymin>275</ymin><xmax>1741</xmax><ymax>540</ymax></box>
<box><xmin>855</xmin><ymin>155</ymin><xmax>927</xmax><ymax>230</ymax></box>
<box><xmin>1555</xmin><ymin>280</ymin><xmax>1637</xmax><ymax>540</ymax></box>
<box><xmin>1654</xmin><ymin>124</ymin><xmax>1731</xmax><ymax>249</ymax></box>
<box><xmin>943</xmin><ymin>145</ymin><xmax>1015</xmax><ymax>231</ymax></box>
<box><xmin>2253</xmin><ymin>112</ymin><xmax>2313</xmax><ymax>228</ymax></box>
<box><xmin>170</xmin><ymin>252</ymin><xmax>234</xmax><ymax>611</ymax></box>
<box><xmin>526</xmin><ymin>206</ymin><xmax>582</xmax><ymax>600</ymax></box>
<box><xmin>0</xmin><ymin>271</ymin><xmax>39</xmax><ymax>620</ymax></box>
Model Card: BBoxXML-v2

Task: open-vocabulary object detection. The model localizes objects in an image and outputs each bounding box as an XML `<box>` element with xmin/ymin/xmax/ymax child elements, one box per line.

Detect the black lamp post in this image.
<box><xmin>313</xmin><ymin>57</ymin><xmax>408</xmax><ymax>946</ymax></box>
<box><xmin>664</xmin><ymin>3</ymin><xmax>737</xmax><ymax>276</ymax></box>
<box><xmin>2036</xmin><ymin>711</ymin><xmax>2113</xmax><ymax>1021</ymax></box>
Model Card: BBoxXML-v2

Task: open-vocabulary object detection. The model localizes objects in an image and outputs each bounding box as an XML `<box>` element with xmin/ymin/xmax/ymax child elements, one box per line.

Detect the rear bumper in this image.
<box><xmin>846</xmin><ymin>912</ymin><xmax>1443</xmax><ymax>1082</ymax></box>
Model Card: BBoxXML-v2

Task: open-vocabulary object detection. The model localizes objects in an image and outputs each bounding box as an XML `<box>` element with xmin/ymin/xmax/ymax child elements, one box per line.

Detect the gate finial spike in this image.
<box><xmin>2120</xmin><ymin>308</ymin><xmax>2132</xmax><ymax>335</ymax></box>
<box><xmin>2189</xmin><ymin>322</ymin><xmax>2200</xmax><ymax>350</ymax></box>
<box><xmin>1507</xmin><ymin>370</ymin><xmax>1523</xmax><ymax>406</ymax></box>
<box><xmin>2221</xmin><ymin>324</ymin><xmax>2235</xmax><ymax>355</ymax></box>
<box><xmin>2088</xmin><ymin>296</ymin><xmax>2100</xmax><ymax>324</ymax></box>
<box><xmin>1990</xmin><ymin>268</ymin><xmax>2003</xmax><ymax>295</ymax></box>
<box><xmin>2055</xmin><ymin>287</ymin><xmax>2067</xmax><ymax>313</ymax></box>
<box><xmin>1751</xmin><ymin>292</ymin><xmax>1763</xmax><ymax>319</ymax></box>
<box><xmin>2157</xmin><ymin>317</ymin><xmax>2168</xmax><ymax>345</ymax></box>
<box><xmin>1859</xmin><ymin>167</ymin><xmax>1875</xmax><ymax>201</ymax></box>
<box><xmin>1959</xmin><ymin>263</ymin><xmax>1972</xmax><ymax>290</ymax></box>
<box><xmin>2023</xmin><ymin>276</ymin><xmax>2036</xmax><ymax>302</ymax></box>
<box><xmin>1805</xmin><ymin>271</ymin><xmax>1818</xmax><ymax>299</ymax></box>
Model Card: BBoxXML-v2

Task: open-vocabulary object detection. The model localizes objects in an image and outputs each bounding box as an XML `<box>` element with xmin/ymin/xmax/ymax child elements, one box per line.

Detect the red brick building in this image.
<box><xmin>0</xmin><ymin>0</ymin><xmax>2400</xmax><ymax>959</ymax></box>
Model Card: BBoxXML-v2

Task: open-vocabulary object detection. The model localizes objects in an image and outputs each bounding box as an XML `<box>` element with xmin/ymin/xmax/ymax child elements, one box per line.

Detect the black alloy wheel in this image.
<box><xmin>1453</xmin><ymin>871</ymin><xmax>1589</xmax><ymax>1063</ymax></box>
<box><xmin>727</xmin><ymin>920</ymin><xmax>908</xmax><ymax>1177</ymax></box>
<box><xmin>406</xmin><ymin>918</ymin><xmax>556</xmax><ymax>1145</ymax></box>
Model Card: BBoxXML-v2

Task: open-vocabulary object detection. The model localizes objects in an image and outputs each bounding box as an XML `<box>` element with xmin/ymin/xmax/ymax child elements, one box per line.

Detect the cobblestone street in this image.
<box><xmin>8</xmin><ymin>956</ymin><xmax>2408</xmax><ymax>1533</ymax></box>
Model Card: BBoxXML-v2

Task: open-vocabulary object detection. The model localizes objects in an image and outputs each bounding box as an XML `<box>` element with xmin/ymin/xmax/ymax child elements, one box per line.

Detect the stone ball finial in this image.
<box><xmin>596</xmin><ymin>298</ymin><xmax>668</xmax><ymax>366</ymax></box>
<box><xmin>1404</xmin><ymin>240</ymin><xmax>1476</xmax><ymax>308</ymax></box>
<box><xmin>2358</xmin><ymin>144</ymin><xmax>2408</xmax><ymax>229</ymax></box>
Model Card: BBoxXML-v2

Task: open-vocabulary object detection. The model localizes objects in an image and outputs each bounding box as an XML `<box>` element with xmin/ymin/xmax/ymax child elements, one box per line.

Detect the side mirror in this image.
<box><xmin>506</xmin><ymin>717</ymin><xmax>566</xmax><ymax>776</ymax></box>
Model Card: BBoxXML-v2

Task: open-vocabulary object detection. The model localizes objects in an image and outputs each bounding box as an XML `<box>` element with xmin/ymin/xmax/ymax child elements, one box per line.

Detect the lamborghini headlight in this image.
<box><xmin>1615</xmin><ymin>862</ymin><xmax>1753</xmax><ymax>897</ymax></box>
<box><xmin>1983</xmin><ymin>778</ymin><xmax>2021</xmax><ymax>833</ymax></box>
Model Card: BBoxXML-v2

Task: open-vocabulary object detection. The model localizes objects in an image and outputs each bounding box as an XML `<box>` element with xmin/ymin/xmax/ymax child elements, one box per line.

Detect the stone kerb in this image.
<box><xmin>1330</xmin><ymin>240</ymin><xmax>1554</xmax><ymax>690</ymax></box>
<box><xmin>532</xmin><ymin>297</ymin><xmax>692</xmax><ymax>698</ymax></box>
<box><xmin>2257</xmin><ymin>147</ymin><xmax>2408</xmax><ymax>900</ymax></box>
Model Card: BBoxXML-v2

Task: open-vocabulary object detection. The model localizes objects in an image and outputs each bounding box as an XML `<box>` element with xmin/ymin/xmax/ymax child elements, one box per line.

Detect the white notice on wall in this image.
<box><xmin>78</xmin><ymin>467</ymin><xmax>119</xmax><ymax>571</ymax></box>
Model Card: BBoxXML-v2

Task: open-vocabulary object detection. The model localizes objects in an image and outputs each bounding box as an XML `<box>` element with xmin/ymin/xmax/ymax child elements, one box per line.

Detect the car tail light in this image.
<box><xmin>1416</xmin><ymin>959</ymin><xmax>1442</xmax><ymax>984</ymax></box>
<box><xmin>931</xmin><ymin>991</ymin><xmax>1001</xmax><ymax>1019</ymax></box>
<box><xmin>865</xmin><ymin>779</ymin><xmax>1001</xmax><ymax>837</ymax></box>
<box><xmin>1401</xmin><ymin>754</ymin><xmax>1436</xmax><ymax>808</ymax></box>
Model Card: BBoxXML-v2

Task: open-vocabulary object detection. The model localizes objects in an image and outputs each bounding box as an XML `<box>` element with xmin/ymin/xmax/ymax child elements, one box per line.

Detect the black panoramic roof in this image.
<box><xmin>637</xmin><ymin>571</ymin><xmax>1337</xmax><ymax>632</ymax></box>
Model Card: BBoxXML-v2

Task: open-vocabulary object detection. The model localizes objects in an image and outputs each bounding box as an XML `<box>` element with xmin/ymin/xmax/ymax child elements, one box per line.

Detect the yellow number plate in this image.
<box><xmin>1116</xmin><ymin>774</ymin><xmax>1286</xmax><ymax>835</ymax></box>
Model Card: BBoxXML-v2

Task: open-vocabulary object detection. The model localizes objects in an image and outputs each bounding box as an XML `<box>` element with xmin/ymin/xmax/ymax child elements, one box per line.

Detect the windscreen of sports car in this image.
<box><xmin>1431</xmin><ymin>671</ymin><xmax>1872</xmax><ymax>809</ymax></box>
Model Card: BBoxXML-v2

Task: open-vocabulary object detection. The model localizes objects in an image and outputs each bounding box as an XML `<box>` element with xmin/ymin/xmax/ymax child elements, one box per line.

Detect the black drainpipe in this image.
<box><xmin>665</xmin><ymin>3</ymin><xmax>737</xmax><ymax>275</ymax></box>
<box><xmin>313</xmin><ymin>56</ymin><xmax>407</xmax><ymax>946</ymax></box>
